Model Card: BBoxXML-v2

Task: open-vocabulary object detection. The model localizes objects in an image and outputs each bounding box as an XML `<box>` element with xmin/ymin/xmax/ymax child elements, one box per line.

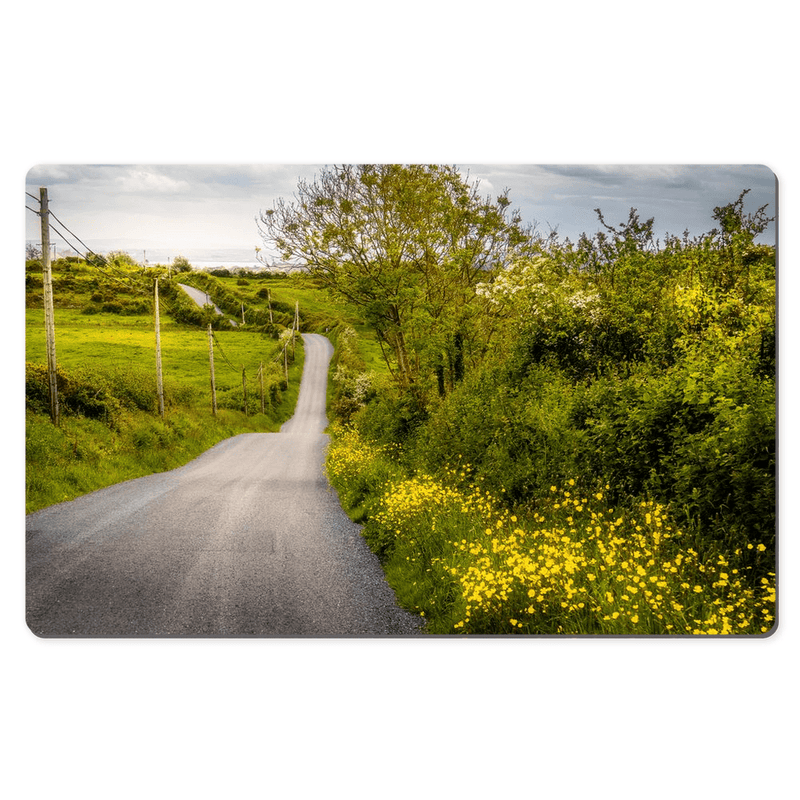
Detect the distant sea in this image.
<box><xmin>138</xmin><ymin>248</ymin><xmax>267</xmax><ymax>271</ymax></box>
<box><xmin>31</xmin><ymin>243</ymin><xmax>285</xmax><ymax>272</ymax></box>
<box><xmin>27</xmin><ymin>241</ymin><xmax>310</xmax><ymax>272</ymax></box>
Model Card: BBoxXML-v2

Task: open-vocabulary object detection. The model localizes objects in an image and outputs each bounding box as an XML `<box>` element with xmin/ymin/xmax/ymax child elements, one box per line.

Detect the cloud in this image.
<box><xmin>26</xmin><ymin>163</ymin><xmax>776</xmax><ymax>255</ymax></box>
<box><xmin>113</xmin><ymin>168</ymin><xmax>192</xmax><ymax>194</ymax></box>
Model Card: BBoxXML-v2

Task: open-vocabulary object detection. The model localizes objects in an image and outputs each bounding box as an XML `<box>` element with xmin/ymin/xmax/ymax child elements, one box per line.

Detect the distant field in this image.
<box><xmin>182</xmin><ymin>270</ymin><xmax>389</xmax><ymax>378</ymax></box>
<box><xmin>26</xmin><ymin>308</ymin><xmax>286</xmax><ymax>403</ymax></box>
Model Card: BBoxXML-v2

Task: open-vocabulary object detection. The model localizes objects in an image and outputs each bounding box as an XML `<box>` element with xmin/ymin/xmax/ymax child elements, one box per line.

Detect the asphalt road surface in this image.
<box><xmin>26</xmin><ymin>333</ymin><xmax>422</xmax><ymax>637</ymax></box>
<box><xmin>176</xmin><ymin>282</ymin><xmax>237</xmax><ymax>326</ymax></box>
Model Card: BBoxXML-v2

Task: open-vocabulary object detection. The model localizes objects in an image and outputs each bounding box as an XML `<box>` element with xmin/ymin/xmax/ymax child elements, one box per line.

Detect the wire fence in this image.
<box><xmin>26</xmin><ymin>190</ymin><xmax>300</xmax><ymax>419</ymax></box>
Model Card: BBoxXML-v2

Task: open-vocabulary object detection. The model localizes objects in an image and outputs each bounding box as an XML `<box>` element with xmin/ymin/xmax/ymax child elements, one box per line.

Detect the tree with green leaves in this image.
<box><xmin>257</xmin><ymin>164</ymin><xmax>531</xmax><ymax>392</ymax></box>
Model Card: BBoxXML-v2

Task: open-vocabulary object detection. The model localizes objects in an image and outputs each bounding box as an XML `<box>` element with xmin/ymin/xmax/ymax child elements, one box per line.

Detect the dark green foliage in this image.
<box><xmin>572</xmin><ymin>351</ymin><xmax>774</xmax><ymax>552</ymax></box>
<box><xmin>338</xmin><ymin>189</ymin><xmax>775</xmax><ymax>583</ymax></box>
<box><xmin>82</xmin><ymin>297</ymin><xmax>153</xmax><ymax>315</ymax></box>
<box><xmin>26</xmin><ymin>361</ymin><xmax>201</xmax><ymax>427</ymax></box>
<box><xmin>26</xmin><ymin>362</ymin><xmax>122</xmax><ymax>426</ymax></box>
<box><xmin>355</xmin><ymin>388</ymin><xmax>428</xmax><ymax>451</ymax></box>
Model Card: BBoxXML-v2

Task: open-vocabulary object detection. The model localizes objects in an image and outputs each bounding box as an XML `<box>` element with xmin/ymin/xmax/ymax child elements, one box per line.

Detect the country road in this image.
<box><xmin>26</xmin><ymin>333</ymin><xmax>422</xmax><ymax>637</ymax></box>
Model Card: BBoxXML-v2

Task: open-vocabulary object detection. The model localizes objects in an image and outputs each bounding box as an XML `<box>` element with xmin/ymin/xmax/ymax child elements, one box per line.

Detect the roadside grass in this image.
<box><xmin>325</xmin><ymin>425</ymin><xmax>777</xmax><ymax>636</ymax></box>
<box><xmin>25</xmin><ymin>301</ymin><xmax>304</xmax><ymax>513</ymax></box>
<box><xmin>25</xmin><ymin>406</ymin><xmax>277</xmax><ymax>512</ymax></box>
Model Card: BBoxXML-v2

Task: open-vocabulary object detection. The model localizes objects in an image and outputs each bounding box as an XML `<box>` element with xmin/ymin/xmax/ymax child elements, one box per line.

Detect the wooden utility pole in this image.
<box><xmin>208</xmin><ymin>323</ymin><xmax>217</xmax><ymax>417</ymax></box>
<box><xmin>154</xmin><ymin>278</ymin><xmax>165</xmax><ymax>419</ymax></box>
<box><xmin>40</xmin><ymin>188</ymin><xmax>59</xmax><ymax>426</ymax></box>
<box><xmin>241</xmin><ymin>302</ymin><xmax>245</xmax><ymax>325</ymax></box>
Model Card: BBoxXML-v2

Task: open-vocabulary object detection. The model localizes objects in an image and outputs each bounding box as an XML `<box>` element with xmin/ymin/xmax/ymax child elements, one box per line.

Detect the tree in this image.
<box><xmin>709</xmin><ymin>189</ymin><xmax>775</xmax><ymax>294</ymax></box>
<box><xmin>26</xmin><ymin>243</ymin><xmax>42</xmax><ymax>260</ymax></box>
<box><xmin>172</xmin><ymin>255</ymin><xmax>193</xmax><ymax>273</ymax></box>
<box><xmin>257</xmin><ymin>164</ymin><xmax>531</xmax><ymax>391</ymax></box>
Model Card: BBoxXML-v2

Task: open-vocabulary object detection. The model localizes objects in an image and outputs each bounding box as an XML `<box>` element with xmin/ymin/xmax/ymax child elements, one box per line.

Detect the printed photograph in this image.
<box><xmin>25</xmin><ymin>164</ymin><xmax>777</xmax><ymax>636</ymax></box>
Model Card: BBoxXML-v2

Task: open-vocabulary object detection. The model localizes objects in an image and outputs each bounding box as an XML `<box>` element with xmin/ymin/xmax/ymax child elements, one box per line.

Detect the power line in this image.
<box><xmin>45</xmin><ymin>219</ymin><xmax>146</xmax><ymax>295</ymax></box>
<box><xmin>210</xmin><ymin>331</ymin><xmax>240</xmax><ymax>373</ymax></box>
<box><xmin>37</xmin><ymin>198</ymin><xmax>150</xmax><ymax>297</ymax></box>
<box><xmin>48</xmin><ymin>207</ymin><xmax>107</xmax><ymax>264</ymax></box>
<box><xmin>29</xmin><ymin>190</ymin><xmax>281</xmax><ymax>378</ymax></box>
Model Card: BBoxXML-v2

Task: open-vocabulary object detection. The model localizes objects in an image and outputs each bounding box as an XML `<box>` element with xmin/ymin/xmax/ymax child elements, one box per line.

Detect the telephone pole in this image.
<box><xmin>40</xmin><ymin>188</ymin><xmax>59</xmax><ymax>426</ymax></box>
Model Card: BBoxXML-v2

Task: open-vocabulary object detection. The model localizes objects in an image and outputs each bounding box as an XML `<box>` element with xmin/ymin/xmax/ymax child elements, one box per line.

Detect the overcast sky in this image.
<box><xmin>25</xmin><ymin>163</ymin><xmax>776</xmax><ymax>261</ymax></box>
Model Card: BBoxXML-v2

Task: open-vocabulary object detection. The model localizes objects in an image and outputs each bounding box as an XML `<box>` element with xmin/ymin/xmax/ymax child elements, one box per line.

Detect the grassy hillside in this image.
<box><xmin>24</xmin><ymin>256</ymin><xmax>387</xmax><ymax>514</ymax></box>
<box><xmin>25</xmin><ymin>261</ymin><xmax>299</xmax><ymax>511</ymax></box>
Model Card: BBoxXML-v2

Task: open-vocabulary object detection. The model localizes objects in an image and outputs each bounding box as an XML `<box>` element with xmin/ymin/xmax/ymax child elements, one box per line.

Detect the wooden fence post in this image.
<box><xmin>208</xmin><ymin>323</ymin><xmax>217</xmax><ymax>417</ymax></box>
<box><xmin>259</xmin><ymin>361</ymin><xmax>265</xmax><ymax>414</ymax></box>
<box><xmin>242</xmin><ymin>366</ymin><xmax>248</xmax><ymax>416</ymax></box>
<box><xmin>292</xmin><ymin>300</ymin><xmax>298</xmax><ymax>356</ymax></box>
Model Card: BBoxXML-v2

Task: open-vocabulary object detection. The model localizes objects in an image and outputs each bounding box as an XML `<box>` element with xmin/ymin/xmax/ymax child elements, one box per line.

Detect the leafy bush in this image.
<box><xmin>26</xmin><ymin>362</ymin><xmax>122</xmax><ymax>426</ymax></box>
<box><xmin>335</xmin><ymin>191</ymin><xmax>775</xmax><ymax>633</ymax></box>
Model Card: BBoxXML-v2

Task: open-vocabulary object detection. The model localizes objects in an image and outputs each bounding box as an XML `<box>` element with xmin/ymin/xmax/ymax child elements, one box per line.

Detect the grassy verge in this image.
<box><xmin>325</xmin><ymin>425</ymin><xmax>776</xmax><ymax>635</ymax></box>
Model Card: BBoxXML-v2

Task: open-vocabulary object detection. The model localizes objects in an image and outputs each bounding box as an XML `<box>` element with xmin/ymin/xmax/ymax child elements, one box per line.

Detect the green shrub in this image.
<box><xmin>572</xmin><ymin>350</ymin><xmax>775</xmax><ymax>559</ymax></box>
<box><xmin>26</xmin><ymin>362</ymin><xmax>122</xmax><ymax>426</ymax></box>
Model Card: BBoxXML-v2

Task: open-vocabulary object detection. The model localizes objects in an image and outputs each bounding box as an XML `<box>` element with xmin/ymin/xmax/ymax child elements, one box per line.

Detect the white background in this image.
<box><xmin>4</xmin><ymin>2</ymin><xmax>796</xmax><ymax>798</ymax></box>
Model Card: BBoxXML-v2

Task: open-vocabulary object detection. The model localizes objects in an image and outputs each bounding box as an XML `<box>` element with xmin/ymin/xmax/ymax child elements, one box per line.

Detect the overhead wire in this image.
<box><xmin>47</xmin><ymin>217</ymin><xmax>147</xmax><ymax>295</ymax></box>
<box><xmin>48</xmin><ymin>209</ymin><xmax>104</xmax><ymax>259</ymax></box>
<box><xmin>29</xmin><ymin>192</ymin><xmax>289</xmax><ymax>387</ymax></box>
<box><xmin>28</xmin><ymin>193</ymin><xmax>148</xmax><ymax>294</ymax></box>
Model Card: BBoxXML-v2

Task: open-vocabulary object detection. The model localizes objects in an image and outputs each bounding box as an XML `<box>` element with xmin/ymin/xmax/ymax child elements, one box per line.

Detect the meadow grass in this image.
<box><xmin>26</xmin><ymin>309</ymin><xmax>286</xmax><ymax>395</ymax></box>
<box><xmin>24</xmin><ymin>264</ymin><xmax>387</xmax><ymax>515</ymax></box>
<box><xmin>25</xmin><ymin>302</ymin><xmax>305</xmax><ymax>513</ymax></box>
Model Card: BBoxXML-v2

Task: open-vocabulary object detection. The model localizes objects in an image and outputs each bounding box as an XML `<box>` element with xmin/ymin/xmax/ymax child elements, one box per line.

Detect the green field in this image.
<box><xmin>25</xmin><ymin>263</ymin><xmax>302</xmax><ymax>512</ymax></box>
<box><xmin>26</xmin><ymin>308</ymin><xmax>286</xmax><ymax>404</ymax></box>
<box><xmin>24</xmin><ymin>258</ymin><xmax>385</xmax><ymax>514</ymax></box>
